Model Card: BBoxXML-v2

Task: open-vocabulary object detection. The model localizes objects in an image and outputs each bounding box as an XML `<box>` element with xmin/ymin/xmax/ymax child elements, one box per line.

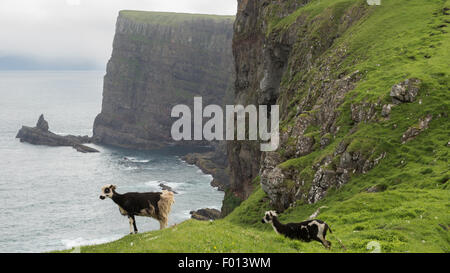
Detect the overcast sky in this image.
<box><xmin>0</xmin><ymin>0</ymin><xmax>237</xmax><ymax>70</ymax></box>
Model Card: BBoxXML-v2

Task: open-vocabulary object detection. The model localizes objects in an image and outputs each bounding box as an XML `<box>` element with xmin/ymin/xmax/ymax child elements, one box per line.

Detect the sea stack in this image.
<box><xmin>16</xmin><ymin>114</ymin><xmax>99</xmax><ymax>153</ymax></box>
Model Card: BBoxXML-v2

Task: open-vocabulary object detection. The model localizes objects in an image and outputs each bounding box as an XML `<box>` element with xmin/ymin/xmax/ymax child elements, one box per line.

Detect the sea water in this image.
<box><xmin>0</xmin><ymin>71</ymin><xmax>224</xmax><ymax>252</ymax></box>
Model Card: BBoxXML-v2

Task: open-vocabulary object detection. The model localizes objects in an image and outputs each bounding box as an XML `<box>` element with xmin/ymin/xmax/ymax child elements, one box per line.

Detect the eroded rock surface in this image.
<box><xmin>159</xmin><ymin>183</ymin><xmax>178</xmax><ymax>194</ymax></box>
<box><xmin>182</xmin><ymin>143</ymin><xmax>230</xmax><ymax>191</ymax></box>
<box><xmin>390</xmin><ymin>78</ymin><xmax>421</xmax><ymax>104</ymax></box>
<box><xmin>190</xmin><ymin>208</ymin><xmax>221</xmax><ymax>221</ymax></box>
<box><xmin>402</xmin><ymin>114</ymin><xmax>433</xmax><ymax>143</ymax></box>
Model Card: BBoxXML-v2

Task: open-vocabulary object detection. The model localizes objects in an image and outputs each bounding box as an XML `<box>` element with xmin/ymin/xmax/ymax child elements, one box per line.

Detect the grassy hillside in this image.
<box><xmin>59</xmin><ymin>184</ymin><xmax>448</xmax><ymax>253</ymax></box>
<box><xmin>119</xmin><ymin>10</ymin><xmax>235</xmax><ymax>25</ymax></box>
<box><xmin>60</xmin><ymin>0</ymin><xmax>449</xmax><ymax>253</ymax></box>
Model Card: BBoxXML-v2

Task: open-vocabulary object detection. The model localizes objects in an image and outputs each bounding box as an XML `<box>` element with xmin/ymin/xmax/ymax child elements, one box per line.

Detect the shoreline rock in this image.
<box><xmin>158</xmin><ymin>183</ymin><xmax>178</xmax><ymax>194</ymax></box>
<box><xmin>16</xmin><ymin>114</ymin><xmax>99</xmax><ymax>153</ymax></box>
<box><xmin>182</xmin><ymin>143</ymin><xmax>230</xmax><ymax>192</ymax></box>
<box><xmin>190</xmin><ymin>208</ymin><xmax>221</xmax><ymax>221</ymax></box>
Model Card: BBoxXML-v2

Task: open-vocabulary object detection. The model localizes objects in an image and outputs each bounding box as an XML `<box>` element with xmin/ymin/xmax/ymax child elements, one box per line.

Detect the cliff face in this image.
<box><xmin>229</xmin><ymin>0</ymin><xmax>372</xmax><ymax>209</ymax></box>
<box><xmin>228</xmin><ymin>0</ymin><xmax>449</xmax><ymax>212</ymax></box>
<box><xmin>229</xmin><ymin>0</ymin><xmax>370</xmax><ymax>209</ymax></box>
<box><xmin>228</xmin><ymin>0</ymin><xmax>327</xmax><ymax>202</ymax></box>
<box><xmin>93</xmin><ymin>11</ymin><xmax>234</xmax><ymax>149</ymax></box>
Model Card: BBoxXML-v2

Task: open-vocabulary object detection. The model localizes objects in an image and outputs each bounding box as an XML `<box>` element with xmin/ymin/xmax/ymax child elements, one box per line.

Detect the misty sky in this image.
<box><xmin>0</xmin><ymin>0</ymin><xmax>237</xmax><ymax>70</ymax></box>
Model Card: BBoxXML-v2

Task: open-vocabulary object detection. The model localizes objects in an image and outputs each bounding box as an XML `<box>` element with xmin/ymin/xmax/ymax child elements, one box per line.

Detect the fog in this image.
<box><xmin>0</xmin><ymin>0</ymin><xmax>237</xmax><ymax>70</ymax></box>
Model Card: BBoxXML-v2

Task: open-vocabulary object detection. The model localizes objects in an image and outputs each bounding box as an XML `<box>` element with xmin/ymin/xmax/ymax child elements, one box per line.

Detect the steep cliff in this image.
<box><xmin>93</xmin><ymin>11</ymin><xmax>234</xmax><ymax>149</ymax></box>
<box><xmin>228</xmin><ymin>0</ymin><xmax>449</xmax><ymax>212</ymax></box>
<box><xmin>65</xmin><ymin>0</ymin><xmax>449</xmax><ymax>253</ymax></box>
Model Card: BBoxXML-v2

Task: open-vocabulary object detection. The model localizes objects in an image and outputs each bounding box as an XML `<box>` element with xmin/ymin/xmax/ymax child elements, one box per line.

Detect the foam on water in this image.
<box><xmin>61</xmin><ymin>235</ymin><xmax>122</xmax><ymax>249</ymax></box>
<box><xmin>124</xmin><ymin>156</ymin><xmax>151</xmax><ymax>163</ymax></box>
<box><xmin>145</xmin><ymin>180</ymin><xmax>184</xmax><ymax>189</ymax></box>
<box><xmin>0</xmin><ymin>71</ymin><xmax>224</xmax><ymax>253</ymax></box>
<box><xmin>203</xmin><ymin>174</ymin><xmax>213</xmax><ymax>179</ymax></box>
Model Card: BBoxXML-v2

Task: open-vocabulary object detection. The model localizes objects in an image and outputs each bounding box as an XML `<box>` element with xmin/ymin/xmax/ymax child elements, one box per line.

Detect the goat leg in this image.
<box><xmin>128</xmin><ymin>215</ymin><xmax>138</xmax><ymax>234</ymax></box>
<box><xmin>132</xmin><ymin>215</ymin><xmax>138</xmax><ymax>233</ymax></box>
<box><xmin>159</xmin><ymin>217</ymin><xmax>168</xmax><ymax>230</ymax></box>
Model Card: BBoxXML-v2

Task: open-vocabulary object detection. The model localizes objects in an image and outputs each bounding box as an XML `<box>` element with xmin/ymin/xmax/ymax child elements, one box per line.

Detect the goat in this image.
<box><xmin>262</xmin><ymin>210</ymin><xmax>332</xmax><ymax>249</ymax></box>
<box><xmin>99</xmin><ymin>184</ymin><xmax>174</xmax><ymax>234</ymax></box>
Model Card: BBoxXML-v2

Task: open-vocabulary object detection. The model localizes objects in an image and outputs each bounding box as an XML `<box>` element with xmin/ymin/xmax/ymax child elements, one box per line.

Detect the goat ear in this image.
<box><xmin>111</xmin><ymin>185</ymin><xmax>117</xmax><ymax>190</ymax></box>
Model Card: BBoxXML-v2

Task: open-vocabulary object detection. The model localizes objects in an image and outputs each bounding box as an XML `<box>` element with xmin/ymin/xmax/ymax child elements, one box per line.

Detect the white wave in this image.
<box><xmin>203</xmin><ymin>174</ymin><xmax>213</xmax><ymax>180</ymax></box>
<box><xmin>123</xmin><ymin>166</ymin><xmax>139</xmax><ymax>171</ymax></box>
<box><xmin>145</xmin><ymin>180</ymin><xmax>162</xmax><ymax>187</ymax></box>
<box><xmin>133</xmin><ymin>159</ymin><xmax>150</xmax><ymax>163</ymax></box>
<box><xmin>122</xmin><ymin>156</ymin><xmax>150</xmax><ymax>163</ymax></box>
<box><xmin>125</xmin><ymin>157</ymin><xmax>150</xmax><ymax>163</ymax></box>
<box><xmin>165</xmin><ymin>181</ymin><xmax>183</xmax><ymax>189</ymax></box>
<box><xmin>145</xmin><ymin>180</ymin><xmax>184</xmax><ymax>190</ymax></box>
<box><xmin>196</xmin><ymin>169</ymin><xmax>204</xmax><ymax>174</ymax></box>
<box><xmin>177</xmin><ymin>158</ymin><xmax>197</xmax><ymax>168</ymax></box>
<box><xmin>177</xmin><ymin>210</ymin><xmax>194</xmax><ymax>217</ymax></box>
<box><xmin>61</xmin><ymin>235</ymin><xmax>121</xmax><ymax>249</ymax></box>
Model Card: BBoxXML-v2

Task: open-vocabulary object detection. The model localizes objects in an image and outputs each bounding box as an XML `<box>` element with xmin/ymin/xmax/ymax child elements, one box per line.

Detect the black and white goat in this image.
<box><xmin>262</xmin><ymin>210</ymin><xmax>332</xmax><ymax>249</ymax></box>
<box><xmin>100</xmin><ymin>184</ymin><xmax>174</xmax><ymax>234</ymax></box>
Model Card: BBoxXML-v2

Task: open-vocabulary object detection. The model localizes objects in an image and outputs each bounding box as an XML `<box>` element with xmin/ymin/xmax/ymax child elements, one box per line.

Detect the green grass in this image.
<box><xmin>119</xmin><ymin>10</ymin><xmax>234</xmax><ymax>26</ymax></box>
<box><xmin>58</xmin><ymin>183</ymin><xmax>449</xmax><ymax>253</ymax></box>
<box><xmin>267</xmin><ymin>0</ymin><xmax>358</xmax><ymax>35</ymax></box>
<box><xmin>57</xmin><ymin>0</ymin><xmax>449</xmax><ymax>253</ymax></box>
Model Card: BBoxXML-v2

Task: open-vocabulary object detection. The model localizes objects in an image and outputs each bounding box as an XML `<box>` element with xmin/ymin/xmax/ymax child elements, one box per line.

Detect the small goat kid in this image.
<box><xmin>262</xmin><ymin>211</ymin><xmax>332</xmax><ymax>249</ymax></box>
<box><xmin>100</xmin><ymin>184</ymin><xmax>174</xmax><ymax>234</ymax></box>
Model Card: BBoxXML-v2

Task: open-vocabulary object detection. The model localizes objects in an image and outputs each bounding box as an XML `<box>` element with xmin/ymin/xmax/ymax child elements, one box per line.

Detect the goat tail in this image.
<box><xmin>326</xmin><ymin>223</ymin><xmax>333</xmax><ymax>234</ymax></box>
<box><xmin>327</xmin><ymin>225</ymin><xmax>347</xmax><ymax>251</ymax></box>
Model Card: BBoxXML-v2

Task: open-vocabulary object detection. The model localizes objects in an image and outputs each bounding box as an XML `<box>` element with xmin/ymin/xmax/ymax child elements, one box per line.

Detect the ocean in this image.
<box><xmin>0</xmin><ymin>71</ymin><xmax>224</xmax><ymax>253</ymax></box>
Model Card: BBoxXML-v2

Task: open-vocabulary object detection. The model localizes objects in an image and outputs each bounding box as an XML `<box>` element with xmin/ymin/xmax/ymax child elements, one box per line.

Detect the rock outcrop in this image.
<box><xmin>390</xmin><ymin>78</ymin><xmax>421</xmax><ymax>104</ymax></box>
<box><xmin>158</xmin><ymin>183</ymin><xmax>178</xmax><ymax>194</ymax></box>
<box><xmin>366</xmin><ymin>184</ymin><xmax>388</xmax><ymax>193</ymax></box>
<box><xmin>93</xmin><ymin>11</ymin><xmax>235</xmax><ymax>150</ymax></box>
<box><xmin>401</xmin><ymin>114</ymin><xmax>433</xmax><ymax>143</ymax></box>
<box><xmin>182</xmin><ymin>142</ymin><xmax>230</xmax><ymax>191</ymax></box>
<box><xmin>16</xmin><ymin>114</ymin><xmax>98</xmax><ymax>153</ymax></box>
<box><xmin>36</xmin><ymin>114</ymin><xmax>49</xmax><ymax>131</ymax></box>
<box><xmin>381</xmin><ymin>104</ymin><xmax>393</xmax><ymax>118</ymax></box>
<box><xmin>190</xmin><ymin>208</ymin><xmax>221</xmax><ymax>221</ymax></box>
